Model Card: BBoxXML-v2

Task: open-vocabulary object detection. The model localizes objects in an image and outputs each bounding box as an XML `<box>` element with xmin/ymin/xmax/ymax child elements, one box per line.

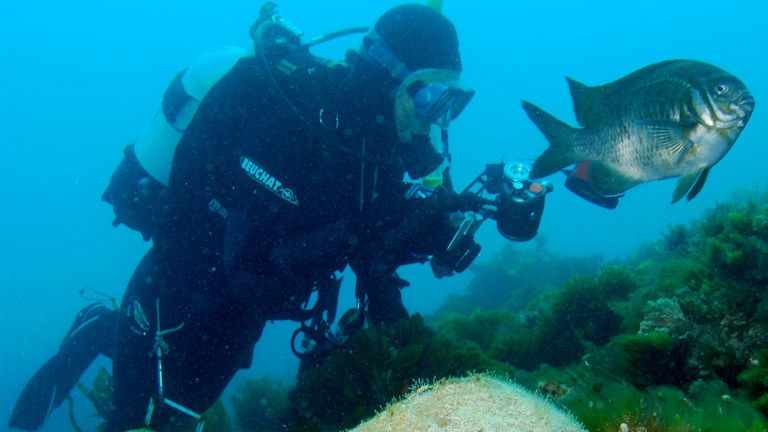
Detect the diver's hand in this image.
<box><xmin>353</xmin><ymin>189</ymin><xmax>479</xmax><ymax>271</ymax></box>
<box><xmin>382</xmin><ymin>188</ymin><xmax>480</xmax><ymax>255</ymax></box>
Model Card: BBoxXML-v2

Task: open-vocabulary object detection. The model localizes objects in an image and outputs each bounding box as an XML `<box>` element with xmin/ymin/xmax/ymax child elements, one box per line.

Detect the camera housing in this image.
<box><xmin>465</xmin><ymin>161</ymin><xmax>553</xmax><ymax>242</ymax></box>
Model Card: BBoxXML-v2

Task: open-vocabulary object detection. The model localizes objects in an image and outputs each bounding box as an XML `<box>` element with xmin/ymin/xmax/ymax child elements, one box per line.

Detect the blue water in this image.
<box><xmin>1</xmin><ymin>1</ymin><xmax>765</xmax><ymax>431</ymax></box>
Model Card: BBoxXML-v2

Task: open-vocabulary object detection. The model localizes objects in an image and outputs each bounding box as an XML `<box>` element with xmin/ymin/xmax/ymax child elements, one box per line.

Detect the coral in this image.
<box><xmin>637</xmin><ymin>298</ymin><xmax>686</xmax><ymax>336</ymax></box>
<box><xmin>346</xmin><ymin>373</ymin><xmax>586</xmax><ymax>432</ymax></box>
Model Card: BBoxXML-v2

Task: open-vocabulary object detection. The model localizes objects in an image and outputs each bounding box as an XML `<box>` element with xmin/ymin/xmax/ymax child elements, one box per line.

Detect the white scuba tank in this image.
<box><xmin>134</xmin><ymin>45</ymin><xmax>253</xmax><ymax>185</ymax></box>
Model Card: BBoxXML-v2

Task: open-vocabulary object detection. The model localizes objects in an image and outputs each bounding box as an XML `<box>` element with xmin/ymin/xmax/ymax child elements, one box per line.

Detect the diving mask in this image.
<box><xmin>407</xmin><ymin>76</ymin><xmax>474</xmax><ymax>124</ymax></box>
<box><xmin>357</xmin><ymin>27</ymin><xmax>473</xmax><ymax>134</ymax></box>
<box><xmin>395</xmin><ymin>69</ymin><xmax>474</xmax><ymax>141</ymax></box>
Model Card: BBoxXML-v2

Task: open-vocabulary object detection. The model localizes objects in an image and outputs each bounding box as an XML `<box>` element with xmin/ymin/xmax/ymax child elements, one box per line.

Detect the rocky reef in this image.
<box><xmin>77</xmin><ymin>188</ymin><xmax>768</xmax><ymax>431</ymax></box>
<box><xmin>277</xmin><ymin>188</ymin><xmax>768</xmax><ymax>431</ymax></box>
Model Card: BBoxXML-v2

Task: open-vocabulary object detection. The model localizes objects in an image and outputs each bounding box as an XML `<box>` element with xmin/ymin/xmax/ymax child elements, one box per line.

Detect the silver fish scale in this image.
<box><xmin>572</xmin><ymin>123</ymin><xmax>695</xmax><ymax>182</ymax></box>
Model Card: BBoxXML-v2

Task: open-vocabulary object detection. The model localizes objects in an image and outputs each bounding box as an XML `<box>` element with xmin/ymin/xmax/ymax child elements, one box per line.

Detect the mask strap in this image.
<box><xmin>357</xmin><ymin>27</ymin><xmax>412</xmax><ymax>81</ymax></box>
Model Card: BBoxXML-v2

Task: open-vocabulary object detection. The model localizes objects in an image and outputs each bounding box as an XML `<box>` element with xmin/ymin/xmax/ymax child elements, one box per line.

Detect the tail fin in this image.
<box><xmin>522</xmin><ymin>101</ymin><xmax>577</xmax><ymax>178</ymax></box>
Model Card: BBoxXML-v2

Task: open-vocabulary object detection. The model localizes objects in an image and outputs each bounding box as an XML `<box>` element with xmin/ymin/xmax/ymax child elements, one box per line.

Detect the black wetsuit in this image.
<box><xmin>106</xmin><ymin>51</ymin><xmax>415</xmax><ymax>431</ymax></box>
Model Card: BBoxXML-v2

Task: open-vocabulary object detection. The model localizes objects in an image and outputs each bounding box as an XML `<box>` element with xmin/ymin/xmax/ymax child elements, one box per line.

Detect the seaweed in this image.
<box><xmin>236</xmin><ymin>187</ymin><xmax>768</xmax><ymax>431</ymax></box>
<box><xmin>285</xmin><ymin>314</ymin><xmax>513</xmax><ymax>432</ymax></box>
<box><xmin>439</xmin><ymin>242</ymin><xmax>603</xmax><ymax>314</ymax></box>
<box><xmin>563</xmin><ymin>378</ymin><xmax>767</xmax><ymax>432</ymax></box>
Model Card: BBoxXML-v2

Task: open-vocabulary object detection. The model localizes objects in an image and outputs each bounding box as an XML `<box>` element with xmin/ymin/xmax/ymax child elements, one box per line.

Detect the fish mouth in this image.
<box><xmin>738</xmin><ymin>93</ymin><xmax>756</xmax><ymax>113</ymax></box>
<box><xmin>735</xmin><ymin>93</ymin><xmax>755</xmax><ymax>126</ymax></box>
<box><xmin>709</xmin><ymin>91</ymin><xmax>755</xmax><ymax>128</ymax></box>
<box><xmin>698</xmin><ymin>88</ymin><xmax>754</xmax><ymax>128</ymax></box>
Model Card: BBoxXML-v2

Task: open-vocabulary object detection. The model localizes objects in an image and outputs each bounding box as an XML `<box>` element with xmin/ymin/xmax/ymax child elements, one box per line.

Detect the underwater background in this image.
<box><xmin>1</xmin><ymin>0</ymin><xmax>766</xmax><ymax>431</ymax></box>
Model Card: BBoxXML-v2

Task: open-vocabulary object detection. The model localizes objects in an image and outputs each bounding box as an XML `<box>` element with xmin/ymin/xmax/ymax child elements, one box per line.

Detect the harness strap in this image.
<box><xmin>161</xmin><ymin>70</ymin><xmax>191</xmax><ymax>124</ymax></box>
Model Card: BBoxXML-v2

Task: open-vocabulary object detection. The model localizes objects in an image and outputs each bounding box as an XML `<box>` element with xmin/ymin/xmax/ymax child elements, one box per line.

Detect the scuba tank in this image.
<box><xmin>102</xmin><ymin>46</ymin><xmax>249</xmax><ymax>239</ymax></box>
<box><xmin>133</xmin><ymin>2</ymin><xmax>362</xmax><ymax>186</ymax></box>
<box><xmin>134</xmin><ymin>45</ymin><xmax>249</xmax><ymax>186</ymax></box>
<box><xmin>105</xmin><ymin>3</ymin><xmax>368</xmax><ymax>240</ymax></box>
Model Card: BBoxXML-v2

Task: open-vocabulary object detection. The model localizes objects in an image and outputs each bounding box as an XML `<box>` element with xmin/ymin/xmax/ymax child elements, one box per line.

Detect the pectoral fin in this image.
<box><xmin>634</xmin><ymin>119</ymin><xmax>694</xmax><ymax>163</ymax></box>
<box><xmin>588</xmin><ymin>161</ymin><xmax>643</xmax><ymax>196</ymax></box>
<box><xmin>672</xmin><ymin>168</ymin><xmax>710</xmax><ymax>203</ymax></box>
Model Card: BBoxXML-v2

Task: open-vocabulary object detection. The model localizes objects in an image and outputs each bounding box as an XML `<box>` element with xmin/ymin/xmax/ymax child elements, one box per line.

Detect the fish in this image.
<box><xmin>523</xmin><ymin>59</ymin><xmax>755</xmax><ymax>203</ymax></box>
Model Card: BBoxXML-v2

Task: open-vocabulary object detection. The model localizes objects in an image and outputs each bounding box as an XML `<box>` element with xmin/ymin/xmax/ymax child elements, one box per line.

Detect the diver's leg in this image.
<box><xmin>8</xmin><ymin>303</ymin><xmax>117</xmax><ymax>430</ymax></box>
<box><xmin>105</xmin><ymin>249</ymin><xmax>267</xmax><ymax>431</ymax></box>
<box><xmin>104</xmin><ymin>249</ymin><xmax>165</xmax><ymax>431</ymax></box>
<box><xmin>160</xmin><ymin>302</ymin><xmax>266</xmax><ymax>417</ymax></box>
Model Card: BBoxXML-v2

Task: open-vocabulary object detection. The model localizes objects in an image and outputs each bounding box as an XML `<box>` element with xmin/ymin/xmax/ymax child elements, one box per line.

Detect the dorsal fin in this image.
<box><xmin>567</xmin><ymin>77</ymin><xmax>603</xmax><ymax>127</ymax></box>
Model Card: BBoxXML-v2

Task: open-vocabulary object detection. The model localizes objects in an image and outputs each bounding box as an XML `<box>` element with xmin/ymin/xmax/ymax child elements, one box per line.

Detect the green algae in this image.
<box><xmin>227</xmin><ymin>189</ymin><xmax>768</xmax><ymax>431</ymax></box>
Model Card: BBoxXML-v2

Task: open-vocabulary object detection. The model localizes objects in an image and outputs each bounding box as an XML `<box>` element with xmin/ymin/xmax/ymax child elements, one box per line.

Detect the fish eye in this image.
<box><xmin>715</xmin><ymin>84</ymin><xmax>729</xmax><ymax>95</ymax></box>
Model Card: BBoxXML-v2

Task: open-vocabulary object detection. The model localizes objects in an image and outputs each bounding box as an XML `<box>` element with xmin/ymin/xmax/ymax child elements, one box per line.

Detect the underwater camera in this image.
<box><xmin>466</xmin><ymin>160</ymin><xmax>553</xmax><ymax>242</ymax></box>
<box><xmin>429</xmin><ymin>160</ymin><xmax>552</xmax><ymax>279</ymax></box>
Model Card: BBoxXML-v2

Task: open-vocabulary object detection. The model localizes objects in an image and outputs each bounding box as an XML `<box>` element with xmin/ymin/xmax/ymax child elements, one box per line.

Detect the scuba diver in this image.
<box><xmin>10</xmin><ymin>3</ymin><xmax>481</xmax><ymax>431</ymax></box>
<box><xmin>10</xmin><ymin>3</ymin><xmax>554</xmax><ymax>431</ymax></box>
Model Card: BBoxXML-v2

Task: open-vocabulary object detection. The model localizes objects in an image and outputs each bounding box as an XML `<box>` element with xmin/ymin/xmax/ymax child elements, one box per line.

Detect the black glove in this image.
<box><xmin>349</xmin><ymin>187</ymin><xmax>481</xmax><ymax>280</ymax></box>
<box><xmin>380</xmin><ymin>187</ymin><xmax>481</xmax><ymax>257</ymax></box>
